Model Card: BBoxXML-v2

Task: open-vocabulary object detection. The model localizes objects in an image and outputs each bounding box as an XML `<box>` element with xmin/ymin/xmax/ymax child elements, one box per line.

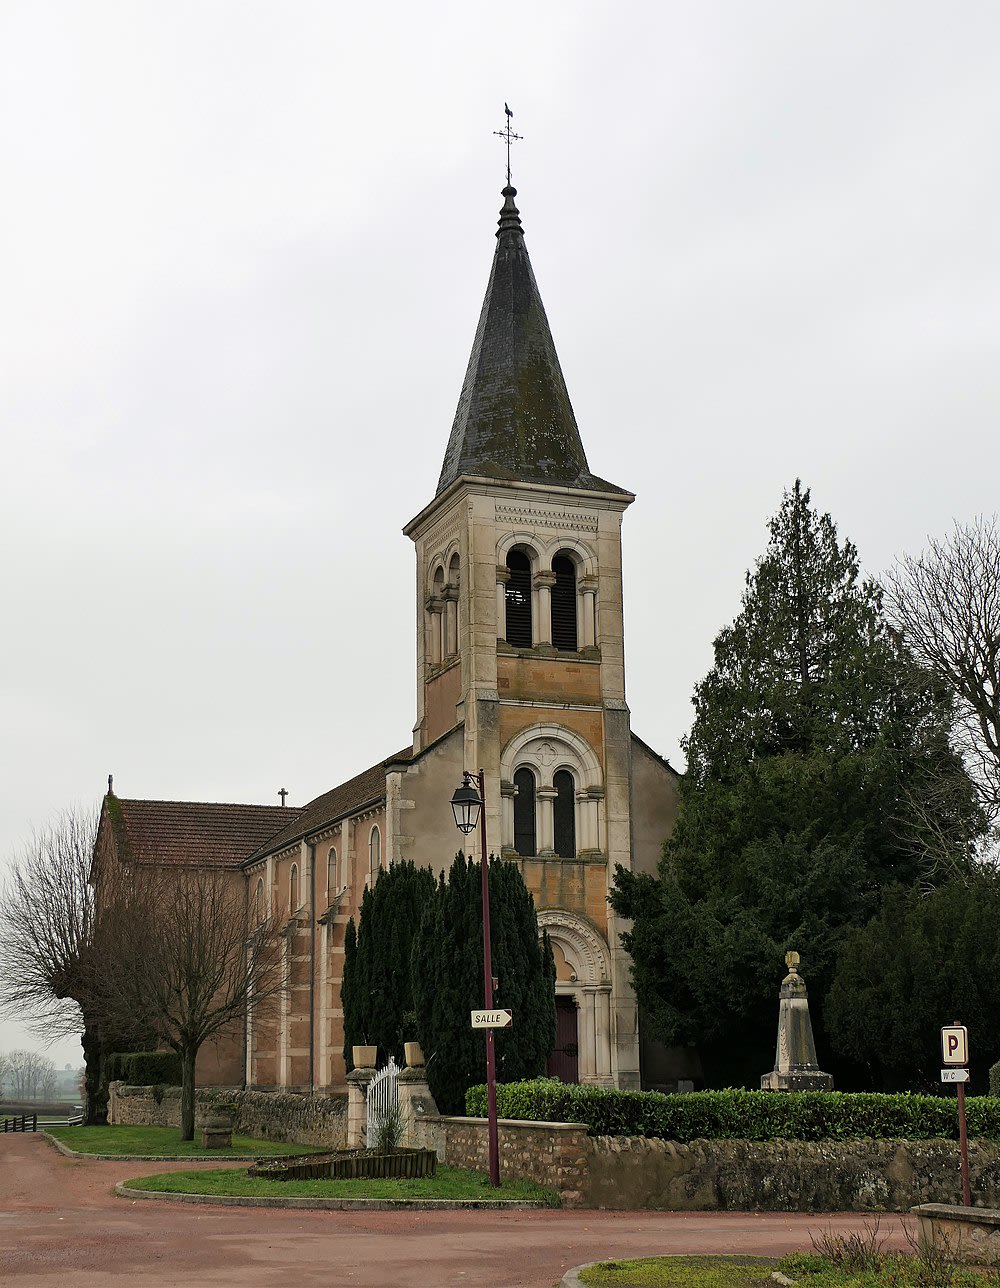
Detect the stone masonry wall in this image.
<box><xmin>109</xmin><ymin>1083</ymin><xmax>347</xmax><ymax>1149</ymax></box>
<box><xmin>413</xmin><ymin>1115</ymin><xmax>589</xmax><ymax>1206</ymax></box>
<box><xmin>415</xmin><ymin>1114</ymin><xmax>1000</xmax><ymax>1212</ymax></box>
<box><xmin>586</xmin><ymin>1136</ymin><xmax>1000</xmax><ymax>1212</ymax></box>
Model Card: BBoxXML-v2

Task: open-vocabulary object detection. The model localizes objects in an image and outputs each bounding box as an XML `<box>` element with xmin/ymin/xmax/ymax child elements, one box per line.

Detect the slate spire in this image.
<box><xmin>436</xmin><ymin>187</ymin><xmax>626</xmax><ymax>496</ymax></box>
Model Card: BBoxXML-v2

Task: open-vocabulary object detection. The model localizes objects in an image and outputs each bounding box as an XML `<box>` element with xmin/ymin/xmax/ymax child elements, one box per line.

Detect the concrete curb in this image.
<box><xmin>115</xmin><ymin>1182</ymin><xmax>546</xmax><ymax>1211</ymax></box>
<box><xmin>40</xmin><ymin>1132</ymin><xmax>277</xmax><ymax>1163</ymax></box>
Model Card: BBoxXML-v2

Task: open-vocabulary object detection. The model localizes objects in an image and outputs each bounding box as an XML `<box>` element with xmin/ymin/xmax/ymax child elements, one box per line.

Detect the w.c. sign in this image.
<box><xmin>942</xmin><ymin>1025</ymin><xmax>969</xmax><ymax>1066</ymax></box>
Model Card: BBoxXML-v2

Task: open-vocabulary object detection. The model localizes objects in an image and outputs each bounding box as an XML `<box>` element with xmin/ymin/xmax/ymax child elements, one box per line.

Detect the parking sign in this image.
<box><xmin>941</xmin><ymin>1025</ymin><xmax>969</xmax><ymax>1066</ymax></box>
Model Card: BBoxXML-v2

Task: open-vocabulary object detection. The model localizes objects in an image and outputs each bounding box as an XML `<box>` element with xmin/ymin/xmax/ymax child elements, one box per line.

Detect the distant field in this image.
<box><xmin>1</xmin><ymin>1101</ymin><xmax>82</xmax><ymax>1117</ymax></box>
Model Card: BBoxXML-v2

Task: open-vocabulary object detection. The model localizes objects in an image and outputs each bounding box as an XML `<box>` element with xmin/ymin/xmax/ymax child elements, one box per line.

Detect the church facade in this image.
<box><xmin>96</xmin><ymin>183</ymin><xmax>681</xmax><ymax>1094</ymax></box>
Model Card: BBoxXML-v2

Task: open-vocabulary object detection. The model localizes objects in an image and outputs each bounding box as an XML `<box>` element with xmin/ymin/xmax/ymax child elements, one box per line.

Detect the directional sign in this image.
<box><xmin>942</xmin><ymin>1025</ymin><xmax>969</xmax><ymax>1066</ymax></box>
<box><xmin>942</xmin><ymin>1068</ymin><xmax>970</xmax><ymax>1083</ymax></box>
<box><xmin>471</xmin><ymin>1009</ymin><xmax>513</xmax><ymax>1030</ymax></box>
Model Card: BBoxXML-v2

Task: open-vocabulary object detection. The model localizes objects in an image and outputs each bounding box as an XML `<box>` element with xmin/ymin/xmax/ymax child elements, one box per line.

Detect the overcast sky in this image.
<box><xmin>2</xmin><ymin>1</ymin><xmax>998</xmax><ymax>1066</ymax></box>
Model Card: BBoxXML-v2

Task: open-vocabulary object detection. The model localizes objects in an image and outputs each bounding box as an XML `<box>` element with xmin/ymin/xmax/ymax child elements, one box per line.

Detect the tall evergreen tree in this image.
<box><xmin>612</xmin><ymin>481</ymin><xmax>982</xmax><ymax>1087</ymax></box>
<box><xmin>827</xmin><ymin>875</ymin><xmax>1000</xmax><ymax>1089</ymax></box>
<box><xmin>412</xmin><ymin>853</ymin><xmax>555</xmax><ymax>1113</ymax></box>
<box><xmin>341</xmin><ymin>861</ymin><xmax>437</xmax><ymax>1068</ymax></box>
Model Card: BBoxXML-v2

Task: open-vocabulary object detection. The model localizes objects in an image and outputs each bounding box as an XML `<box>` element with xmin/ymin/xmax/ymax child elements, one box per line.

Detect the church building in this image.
<box><xmin>96</xmin><ymin>182</ymin><xmax>682</xmax><ymax>1094</ymax></box>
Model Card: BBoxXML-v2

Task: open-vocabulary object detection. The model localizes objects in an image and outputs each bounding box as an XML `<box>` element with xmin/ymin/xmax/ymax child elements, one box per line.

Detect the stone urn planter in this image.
<box><xmin>352</xmin><ymin>1044</ymin><xmax>377</xmax><ymax>1069</ymax></box>
<box><xmin>404</xmin><ymin>1041</ymin><xmax>425</xmax><ymax>1068</ymax></box>
<box><xmin>200</xmin><ymin>1110</ymin><xmax>234</xmax><ymax>1150</ymax></box>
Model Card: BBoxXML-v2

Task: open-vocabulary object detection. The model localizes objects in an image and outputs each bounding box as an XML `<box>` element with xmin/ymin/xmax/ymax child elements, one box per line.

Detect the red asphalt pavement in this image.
<box><xmin>1</xmin><ymin>1134</ymin><xmax>912</xmax><ymax>1287</ymax></box>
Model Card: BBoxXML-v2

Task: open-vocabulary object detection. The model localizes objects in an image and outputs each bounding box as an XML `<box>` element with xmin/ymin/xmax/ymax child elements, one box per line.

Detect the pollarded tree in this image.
<box><xmin>612</xmin><ymin>481</ymin><xmax>982</xmax><ymax>1087</ymax></box>
<box><xmin>341</xmin><ymin>861</ymin><xmax>438</xmax><ymax>1069</ymax></box>
<box><xmin>411</xmin><ymin>853</ymin><xmax>555</xmax><ymax>1114</ymax></box>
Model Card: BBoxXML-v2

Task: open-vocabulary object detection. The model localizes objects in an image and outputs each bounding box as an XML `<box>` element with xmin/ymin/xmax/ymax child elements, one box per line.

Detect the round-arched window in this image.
<box><xmin>553</xmin><ymin>769</ymin><xmax>576</xmax><ymax>858</ymax></box>
<box><xmin>505</xmin><ymin>551</ymin><xmax>532</xmax><ymax>649</ymax></box>
<box><xmin>368</xmin><ymin>826</ymin><xmax>381</xmax><ymax>885</ymax></box>
<box><xmin>513</xmin><ymin>767</ymin><xmax>537</xmax><ymax>856</ymax></box>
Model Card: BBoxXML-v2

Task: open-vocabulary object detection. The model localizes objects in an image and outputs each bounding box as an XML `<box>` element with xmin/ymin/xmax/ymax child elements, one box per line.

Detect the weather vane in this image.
<box><xmin>493</xmin><ymin>103</ymin><xmax>522</xmax><ymax>186</ymax></box>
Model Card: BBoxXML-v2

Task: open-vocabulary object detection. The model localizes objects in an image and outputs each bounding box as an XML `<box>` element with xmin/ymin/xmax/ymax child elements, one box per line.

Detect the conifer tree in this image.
<box><xmin>612</xmin><ymin>481</ymin><xmax>982</xmax><ymax>1086</ymax></box>
<box><xmin>341</xmin><ymin>861</ymin><xmax>437</xmax><ymax>1068</ymax></box>
<box><xmin>411</xmin><ymin>853</ymin><xmax>555</xmax><ymax>1113</ymax></box>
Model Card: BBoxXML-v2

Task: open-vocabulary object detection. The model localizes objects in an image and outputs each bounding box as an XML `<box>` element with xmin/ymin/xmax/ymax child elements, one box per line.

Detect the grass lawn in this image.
<box><xmin>578</xmin><ymin>1258</ymin><xmax>775</xmax><ymax>1286</ymax></box>
<box><xmin>579</xmin><ymin>1254</ymin><xmax>999</xmax><ymax>1287</ymax></box>
<box><xmin>47</xmin><ymin>1125</ymin><xmax>312</xmax><ymax>1158</ymax></box>
<box><xmin>123</xmin><ymin>1163</ymin><xmax>559</xmax><ymax>1204</ymax></box>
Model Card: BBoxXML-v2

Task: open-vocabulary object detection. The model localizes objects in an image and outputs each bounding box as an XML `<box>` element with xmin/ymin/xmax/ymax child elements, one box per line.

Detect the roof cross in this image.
<box><xmin>278</xmin><ymin>788</ymin><xmax>288</xmax><ymax>807</ymax></box>
<box><xmin>493</xmin><ymin>103</ymin><xmax>522</xmax><ymax>186</ymax></box>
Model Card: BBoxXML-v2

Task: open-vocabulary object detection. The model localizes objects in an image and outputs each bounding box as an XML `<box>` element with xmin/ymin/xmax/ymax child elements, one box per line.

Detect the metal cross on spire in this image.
<box><xmin>493</xmin><ymin>103</ymin><xmax>522</xmax><ymax>186</ymax></box>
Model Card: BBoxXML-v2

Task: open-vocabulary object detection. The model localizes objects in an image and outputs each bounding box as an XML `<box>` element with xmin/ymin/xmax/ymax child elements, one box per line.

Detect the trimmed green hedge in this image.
<box><xmin>106</xmin><ymin>1051</ymin><xmax>182</xmax><ymax>1087</ymax></box>
<box><xmin>465</xmin><ymin>1079</ymin><xmax>1000</xmax><ymax>1142</ymax></box>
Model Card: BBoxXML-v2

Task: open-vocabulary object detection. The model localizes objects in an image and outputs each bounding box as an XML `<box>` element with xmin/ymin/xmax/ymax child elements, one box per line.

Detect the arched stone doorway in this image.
<box><xmin>537</xmin><ymin>909</ymin><xmax>614</xmax><ymax>1087</ymax></box>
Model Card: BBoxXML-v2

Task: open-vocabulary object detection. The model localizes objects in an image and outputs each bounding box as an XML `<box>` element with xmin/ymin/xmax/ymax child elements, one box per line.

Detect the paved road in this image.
<box><xmin>0</xmin><ymin>1134</ymin><xmax>911</xmax><ymax>1287</ymax></box>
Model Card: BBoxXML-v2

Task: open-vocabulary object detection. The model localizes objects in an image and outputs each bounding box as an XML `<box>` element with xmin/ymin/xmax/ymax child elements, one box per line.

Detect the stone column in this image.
<box><xmin>495</xmin><ymin>566</ymin><xmax>510</xmax><ymax>640</ymax></box>
<box><xmin>426</xmin><ymin>598</ymin><xmax>444</xmax><ymax>665</ymax></box>
<box><xmin>444</xmin><ymin>584</ymin><xmax>459</xmax><ymax>657</ymax></box>
<box><xmin>537</xmin><ymin>786</ymin><xmax>557</xmax><ymax>855</ymax></box>
<box><xmin>580</xmin><ymin>989</ymin><xmax>597</xmax><ymax>1082</ymax></box>
<box><xmin>396</xmin><ymin>1061</ymin><xmax>440</xmax><ymax>1148</ymax></box>
<box><xmin>579</xmin><ymin>577</ymin><xmax>598</xmax><ymax>648</ymax></box>
<box><xmin>534</xmin><ymin>570</ymin><xmax>556</xmax><ymax>646</ymax></box>
<box><xmin>500</xmin><ymin>779</ymin><xmax>516</xmax><ymax>851</ymax></box>
<box><xmin>595</xmin><ymin>987</ymin><xmax>613</xmax><ymax>1082</ymax></box>
<box><xmin>346</xmin><ymin>1066</ymin><xmax>376</xmax><ymax>1148</ymax></box>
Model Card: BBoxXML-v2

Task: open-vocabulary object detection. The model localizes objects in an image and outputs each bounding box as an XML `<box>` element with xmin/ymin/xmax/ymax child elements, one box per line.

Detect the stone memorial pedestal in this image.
<box><xmin>761</xmin><ymin>951</ymin><xmax>833</xmax><ymax>1092</ymax></box>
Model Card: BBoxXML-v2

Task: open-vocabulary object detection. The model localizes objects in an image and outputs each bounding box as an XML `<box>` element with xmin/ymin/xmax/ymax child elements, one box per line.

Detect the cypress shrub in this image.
<box><xmin>341</xmin><ymin>861</ymin><xmax>437</xmax><ymax>1068</ymax></box>
<box><xmin>413</xmin><ymin>854</ymin><xmax>556</xmax><ymax>1114</ymax></box>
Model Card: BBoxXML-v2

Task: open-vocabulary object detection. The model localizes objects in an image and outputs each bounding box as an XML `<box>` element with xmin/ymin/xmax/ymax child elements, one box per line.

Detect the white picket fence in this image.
<box><xmin>365</xmin><ymin>1056</ymin><xmax>400</xmax><ymax>1148</ymax></box>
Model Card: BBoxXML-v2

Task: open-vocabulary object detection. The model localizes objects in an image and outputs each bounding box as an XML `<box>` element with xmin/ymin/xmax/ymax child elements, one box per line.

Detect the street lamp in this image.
<box><xmin>450</xmin><ymin>769</ymin><xmax>501</xmax><ymax>1188</ymax></box>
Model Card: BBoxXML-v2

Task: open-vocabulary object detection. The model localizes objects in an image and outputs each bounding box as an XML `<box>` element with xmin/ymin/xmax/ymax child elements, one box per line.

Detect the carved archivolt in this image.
<box><xmin>537</xmin><ymin>909</ymin><xmax>612</xmax><ymax>986</ymax></box>
<box><xmin>500</xmin><ymin>723</ymin><xmax>603</xmax><ymax>790</ymax></box>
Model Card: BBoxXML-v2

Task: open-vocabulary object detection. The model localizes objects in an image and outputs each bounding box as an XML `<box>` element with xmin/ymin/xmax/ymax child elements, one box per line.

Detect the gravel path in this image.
<box><xmin>0</xmin><ymin>1133</ymin><xmax>912</xmax><ymax>1287</ymax></box>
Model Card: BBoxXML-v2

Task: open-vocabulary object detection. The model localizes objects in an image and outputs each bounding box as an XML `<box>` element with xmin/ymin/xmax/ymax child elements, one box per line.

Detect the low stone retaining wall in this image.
<box><xmin>108</xmin><ymin>1083</ymin><xmax>347</xmax><ymax>1150</ymax></box>
<box><xmin>586</xmin><ymin>1136</ymin><xmax>1000</xmax><ymax>1212</ymax></box>
<box><xmin>913</xmin><ymin>1204</ymin><xmax>1000</xmax><ymax>1266</ymax></box>
<box><xmin>415</xmin><ymin>1114</ymin><xmax>1000</xmax><ymax>1212</ymax></box>
<box><xmin>414</xmin><ymin>1115</ymin><xmax>589</xmax><ymax>1206</ymax></box>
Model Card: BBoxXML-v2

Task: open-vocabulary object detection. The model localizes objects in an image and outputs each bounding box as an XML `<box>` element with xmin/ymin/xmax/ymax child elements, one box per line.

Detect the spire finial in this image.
<box><xmin>493</xmin><ymin>102</ymin><xmax>522</xmax><ymax>187</ymax></box>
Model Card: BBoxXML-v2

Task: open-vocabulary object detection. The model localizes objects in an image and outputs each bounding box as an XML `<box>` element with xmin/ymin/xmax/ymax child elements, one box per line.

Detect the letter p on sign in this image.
<box><xmin>942</xmin><ymin>1025</ymin><xmax>969</xmax><ymax>1066</ymax></box>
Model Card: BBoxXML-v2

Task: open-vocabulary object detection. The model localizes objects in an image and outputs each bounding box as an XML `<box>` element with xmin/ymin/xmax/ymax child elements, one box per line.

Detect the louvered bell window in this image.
<box><xmin>551</xmin><ymin>555</ymin><xmax>577</xmax><ymax>652</ymax></box>
<box><xmin>505</xmin><ymin>551</ymin><xmax>532</xmax><ymax>648</ymax></box>
<box><xmin>553</xmin><ymin>769</ymin><xmax>576</xmax><ymax>858</ymax></box>
<box><xmin>513</xmin><ymin>767</ymin><xmax>536</xmax><ymax>856</ymax></box>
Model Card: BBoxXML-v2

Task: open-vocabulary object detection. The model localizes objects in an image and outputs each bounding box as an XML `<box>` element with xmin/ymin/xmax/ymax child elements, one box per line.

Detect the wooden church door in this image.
<box><xmin>546</xmin><ymin>996</ymin><xmax>579</xmax><ymax>1083</ymax></box>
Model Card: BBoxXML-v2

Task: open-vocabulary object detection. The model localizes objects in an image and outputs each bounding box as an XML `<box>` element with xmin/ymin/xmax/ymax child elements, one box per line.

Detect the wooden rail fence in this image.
<box><xmin>2</xmin><ymin>1113</ymin><xmax>37</xmax><ymax>1132</ymax></box>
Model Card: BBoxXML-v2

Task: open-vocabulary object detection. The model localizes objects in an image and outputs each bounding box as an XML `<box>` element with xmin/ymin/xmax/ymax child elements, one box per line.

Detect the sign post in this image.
<box><xmin>471</xmin><ymin>1009</ymin><xmax>513</xmax><ymax>1029</ymax></box>
<box><xmin>941</xmin><ymin>1024</ymin><xmax>971</xmax><ymax>1206</ymax></box>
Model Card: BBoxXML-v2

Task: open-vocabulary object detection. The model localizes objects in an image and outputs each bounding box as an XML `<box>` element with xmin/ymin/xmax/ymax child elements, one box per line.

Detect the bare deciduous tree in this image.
<box><xmin>2</xmin><ymin>1049</ymin><xmax>58</xmax><ymax>1102</ymax></box>
<box><xmin>102</xmin><ymin>864</ymin><xmax>283</xmax><ymax>1141</ymax></box>
<box><xmin>0</xmin><ymin>808</ymin><xmax>155</xmax><ymax>1121</ymax></box>
<box><xmin>885</xmin><ymin>518</ymin><xmax>1000</xmax><ymax>845</ymax></box>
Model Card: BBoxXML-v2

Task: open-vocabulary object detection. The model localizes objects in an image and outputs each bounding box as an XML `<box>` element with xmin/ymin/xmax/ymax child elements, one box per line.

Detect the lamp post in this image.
<box><xmin>451</xmin><ymin>768</ymin><xmax>501</xmax><ymax>1187</ymax></box>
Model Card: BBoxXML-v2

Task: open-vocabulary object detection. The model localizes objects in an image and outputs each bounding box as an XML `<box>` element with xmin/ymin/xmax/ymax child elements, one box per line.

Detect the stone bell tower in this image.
<box><xmin>402</xmin><ymin>184</ymin><xmax>647</xmax><ymax>1088</ymax></box>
